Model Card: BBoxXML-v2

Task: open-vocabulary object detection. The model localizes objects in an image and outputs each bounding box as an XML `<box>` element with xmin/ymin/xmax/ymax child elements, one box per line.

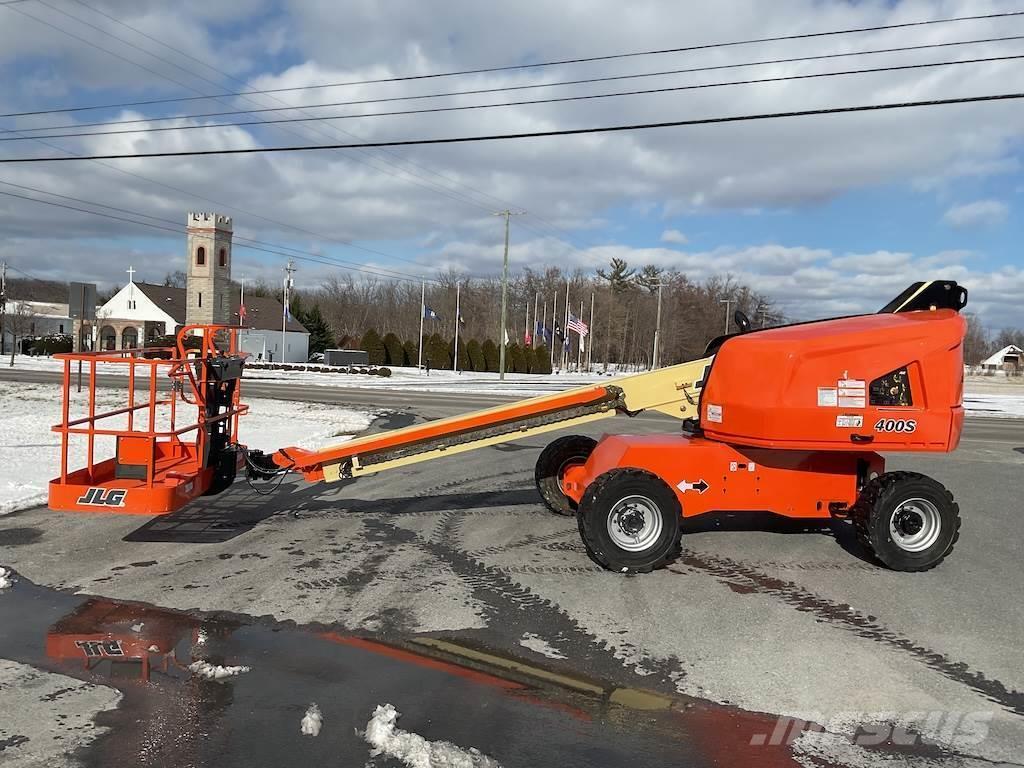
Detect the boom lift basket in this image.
<box><xmin>48</xmin><ymin>325</ymin><xmax>248</xmax><ymax>515</ymax></box>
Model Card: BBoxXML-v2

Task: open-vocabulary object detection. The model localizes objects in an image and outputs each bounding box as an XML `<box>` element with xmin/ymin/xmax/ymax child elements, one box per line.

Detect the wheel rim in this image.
<box><xmin>888</xmin><ymin>497</ymin><xmax>942</xmax><ymax>552</ymax></box>
<box><xmin>606</xmin><ymin>495</ymin><xmax>663</xmax><ymax>552</ymax></box>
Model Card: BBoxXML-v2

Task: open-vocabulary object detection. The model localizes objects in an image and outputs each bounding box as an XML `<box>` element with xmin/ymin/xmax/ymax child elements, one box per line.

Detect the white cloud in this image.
<box><xmin>0</xmin><ymin>0</ymin><xmax>1022</xmax><ymax>332</ymax></box>
<box><xmin>660</xmin><ymin>229</ymin><xmax>688</xmax><ymax>245</ymax></box>
<box><xmin>943</xmin><ymin>200</ymin><xmax>1009</xmax><ymax>229</ymax></box>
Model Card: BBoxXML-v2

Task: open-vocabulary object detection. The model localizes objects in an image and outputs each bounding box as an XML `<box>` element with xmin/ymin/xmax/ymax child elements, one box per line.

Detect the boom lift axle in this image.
<box><xmin>50</xmin><ymin>281</ymin><xmax>969</xmax><ymax>574</ymax></box>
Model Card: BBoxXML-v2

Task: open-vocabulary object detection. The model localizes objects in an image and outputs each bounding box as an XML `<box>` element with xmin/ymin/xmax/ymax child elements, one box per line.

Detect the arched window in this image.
<box><xmin>196</xmin><ymin>246</ymin><xmax>206</xmax><ymax>265</ymax></box>
<box><xmin>219</xmin><ymin>247</ymin><xmax>227</xmax><ymax>267</ymax></box>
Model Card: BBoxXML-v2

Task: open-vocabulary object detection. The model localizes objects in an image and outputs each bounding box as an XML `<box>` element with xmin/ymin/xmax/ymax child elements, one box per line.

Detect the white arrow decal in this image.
<box><xmin>677</xmin><ymin>479</ymin><xmax>709</xmax><ymax>494</ymax></box>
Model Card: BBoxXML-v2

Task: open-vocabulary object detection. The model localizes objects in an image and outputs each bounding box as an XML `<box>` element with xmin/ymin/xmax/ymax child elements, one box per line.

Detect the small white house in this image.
<box><xmin>980</xmin><ymin>344</ymin><xmax>1023</xmax><ymax>373</ymax></box>
<box><xmin>1</xmin><ymin>299</ymin><xmax>73</xmax><ymax>350</ymax></box>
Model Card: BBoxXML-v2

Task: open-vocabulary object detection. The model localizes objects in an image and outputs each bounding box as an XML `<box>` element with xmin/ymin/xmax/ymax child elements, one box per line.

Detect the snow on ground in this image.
<box><xmin>518</xmin><ymin>632</ymin><xmax>566</xmax><ymax>660</ymax></box>
<box><xmin>0</xmin><ymin>566</ymin><xmax>12</xmax><ymax>590</ymax></box>
<box><xmin>364</xmin><ymin>703</ymin><xmax>501</xmax><ymax>768</ymax></box>
<box><xmin>187</xmin><ymin>660</ymin><xmax>251</xmax><ymax>681</ymax></box>
<box><xmin>0</xmin><ymin>380</ymin><xmax>374</xmax><ymax>515</ymax></box>
<box><xmin>300</xmin><ymin>703</ymin><xmax>322</xmax><ymax>736</ymax></box>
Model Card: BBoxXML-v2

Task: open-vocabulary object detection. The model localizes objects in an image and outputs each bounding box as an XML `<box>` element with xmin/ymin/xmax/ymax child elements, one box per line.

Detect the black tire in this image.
<box><xmin>535</xmin><ymin>435</ymin><xmax>598</xmax><ymax>516</ymax></box>
<box><xmin>851</xmin><ymin>471</ymin><xmax>960</xmax><ymax>572</ymax></box>
<box><xmin>577</xmin><ymin>468</ymin><xmax>682</xmax><ymax>574</ymax></box>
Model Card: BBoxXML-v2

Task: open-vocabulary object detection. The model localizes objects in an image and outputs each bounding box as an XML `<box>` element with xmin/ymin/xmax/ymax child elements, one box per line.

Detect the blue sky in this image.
<box><xmin>0</xmin><ymin>0</ymin><xmax>1022</xmax><ymax>328</ymax></box>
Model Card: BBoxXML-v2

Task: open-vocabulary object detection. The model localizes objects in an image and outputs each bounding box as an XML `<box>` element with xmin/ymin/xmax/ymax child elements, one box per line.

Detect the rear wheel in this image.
<box><xmin>577</xmin><ymin>468</ymin><xmax>682</xmax><ymax>573</ymax></box>
<box><xmin>852</xmin><ymin>471</ymin><xmax>960</xmax><ymax>571</ymax></box>
<box><xmin>535</xmin><ymin>435</ymin><xmax>597</xmax><ymax>516</ymax></box>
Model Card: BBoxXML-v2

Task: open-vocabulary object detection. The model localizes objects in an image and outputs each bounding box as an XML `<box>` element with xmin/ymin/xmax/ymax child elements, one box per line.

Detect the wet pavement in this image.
<box><xmin>0</xmin><ymin>571</ymin><xmax>809</xmax><ymax>767</ymax></box>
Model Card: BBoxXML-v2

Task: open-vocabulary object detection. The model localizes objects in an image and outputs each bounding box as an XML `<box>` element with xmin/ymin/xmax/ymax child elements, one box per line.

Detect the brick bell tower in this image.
<box><xmin>185</xmin><ymin>212</ymin><xmax>233</xmax><ymax>326</ymax></box>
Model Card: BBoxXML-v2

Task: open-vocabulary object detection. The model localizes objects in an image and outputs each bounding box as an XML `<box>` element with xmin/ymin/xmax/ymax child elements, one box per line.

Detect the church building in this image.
<box><xmin>87</xmin><ymin>212</ymin><xmax>309</xmax><ymax>362</ymax></box>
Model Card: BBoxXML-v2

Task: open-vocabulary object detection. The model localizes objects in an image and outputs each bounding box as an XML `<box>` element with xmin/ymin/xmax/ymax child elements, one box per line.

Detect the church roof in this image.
<box><xmin>133</xmin><ymin>283</ymin><xmax>309</xmax><ymax>333</ymax></box>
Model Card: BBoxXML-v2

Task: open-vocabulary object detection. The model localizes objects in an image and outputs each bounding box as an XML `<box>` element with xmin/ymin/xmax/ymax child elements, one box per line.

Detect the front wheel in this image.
<box><xmin>852</xmin><ymin>471</ymin><xmax>960</xmax><ymax>572</ymax></box>
<box><xmin>577</xmin><ymin>469</ymin><xmax>682</xmax><ymax>573</ymax></box>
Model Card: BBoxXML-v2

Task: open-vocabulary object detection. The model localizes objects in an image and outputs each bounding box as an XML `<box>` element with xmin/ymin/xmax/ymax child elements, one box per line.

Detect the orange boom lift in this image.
<box><xmin>50</xmin><ymin>281</ymin><xmax>969</xmax><ymax>573</ymax></box>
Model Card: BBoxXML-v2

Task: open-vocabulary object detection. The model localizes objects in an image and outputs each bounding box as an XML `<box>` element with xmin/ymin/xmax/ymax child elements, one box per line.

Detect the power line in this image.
<box><xmin>0</xmin><ymin>187</ymin><xmax>440</xmax><ymax>285</ymax></box>
<box><xmin>2</xmin><ymin>1</ymin><xmax>506</xmax><ymax>218</ymax></box>
<box><xmin>7</xmin><ymin>53</ymin><xmax>1021</xmax><ymax>142</ymax></box>
<box><xmin>5</xmin><ymin>9</ymin><xmax>1022</xmax><ymax>118</ymax></box>
<box><xmin>8</xmin><ymin>33</ymin><xmax>1021</xmax><ymax>129</ymax></box>
<box><xmin>6</xmin><ymin>0</ymin><xmax>593</xmax><ymax>248</ymax></box>
<box><xmin>0</xmin><ymin>3</ymin><xmax>483</xmax><ymax>270</ymax></box>
<box><xmin>4</xmin><ymin>91</ymin><xmax>1021</xmax><ymax>164</ymax></box>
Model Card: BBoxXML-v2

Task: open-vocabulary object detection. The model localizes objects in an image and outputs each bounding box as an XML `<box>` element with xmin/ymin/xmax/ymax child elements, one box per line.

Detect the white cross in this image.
<box><xmin>126</xmin><ymin>266</ymin><xmax>136</xmax><ymax>283</ymax></box>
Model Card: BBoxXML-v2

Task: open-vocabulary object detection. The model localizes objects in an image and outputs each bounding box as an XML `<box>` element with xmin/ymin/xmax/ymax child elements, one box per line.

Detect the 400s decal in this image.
<box><xmin>874</xmin><ymin>418</ymin><xmax>917</xmax><ymax>433</ymax></box>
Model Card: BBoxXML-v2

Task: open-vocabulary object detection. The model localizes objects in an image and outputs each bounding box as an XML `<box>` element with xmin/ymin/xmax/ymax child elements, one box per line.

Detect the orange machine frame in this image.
<box><xmin>48</xmin><ymin>325</ymin><xmax>248</xmax><ymax>515</ymax></box>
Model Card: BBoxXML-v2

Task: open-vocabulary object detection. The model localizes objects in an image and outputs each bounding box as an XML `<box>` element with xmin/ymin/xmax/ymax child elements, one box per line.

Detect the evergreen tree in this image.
<box><xmin>428</xmin><ymin>332</ymin><xmax>451</xmax><ymax>369</ymax></box>
<box><xmin>508</xmin><ymin>342</ymin><xmax>526</xmax><ymax>374</ymax></box>
<box><xmin>360</xmin><ymin>328</ymin><xmax>386</xmax><ymax>365</ymax></box>
<box><xmin>383</xmin><ymin>332</ymin><xmax>404</xmax><ymax>366</ymax></box>
<box><xmin>402</xmin><ymin>339</ymin><xmax>417</xmax><ymax>366</ymax></box>
<box><xmin>533</xmin><ymin>345</ymin><xmax>552</xmax><ymax>374</ymax></box>
<box><xmin>466</xmin><ymin>338</ymin><xmax>484</xmax><ymax>372</ymax></box>
<box><xmin>481</xmin><ymin>339</ymin><xmax>499</xmax><ymax>372</ymax></box>
<box><xmin>302</xmin><ymin>304</ymin><xmax>335</xmax><ymax>355</ymax></box>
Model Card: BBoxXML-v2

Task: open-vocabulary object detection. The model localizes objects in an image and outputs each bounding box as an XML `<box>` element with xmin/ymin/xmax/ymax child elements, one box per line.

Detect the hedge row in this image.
<box><xmin>360</xmin><ymin>329</ymin><xmax>553</xmax><ymax>374</ymax></box>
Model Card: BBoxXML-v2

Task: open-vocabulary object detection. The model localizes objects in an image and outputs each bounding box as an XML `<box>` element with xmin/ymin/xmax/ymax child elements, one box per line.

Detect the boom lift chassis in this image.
<box><xmin>50</xmin><ymin>281</ymin><xmax>969</xmax><ymax>574</ymax></box>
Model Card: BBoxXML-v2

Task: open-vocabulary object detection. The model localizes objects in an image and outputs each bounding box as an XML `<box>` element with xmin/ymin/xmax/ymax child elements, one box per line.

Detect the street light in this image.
<box><xmin>719</xmin><ymin>298</ymin><xmax>733</xmax><ymax>335</ymax></box>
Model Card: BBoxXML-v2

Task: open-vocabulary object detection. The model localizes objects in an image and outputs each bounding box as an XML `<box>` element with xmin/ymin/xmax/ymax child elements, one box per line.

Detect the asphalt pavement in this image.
<box><xmin>0</xmin><ymin>367</ymin><xmax>1021</xmax><ymax>767</ymax></box>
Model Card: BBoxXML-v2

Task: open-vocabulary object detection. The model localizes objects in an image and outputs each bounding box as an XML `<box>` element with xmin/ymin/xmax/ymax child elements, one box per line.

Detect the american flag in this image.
<box><xmin>567</xmin><ymin>314</ymin><xmax>589</xmax><ymax>337</ymax></box>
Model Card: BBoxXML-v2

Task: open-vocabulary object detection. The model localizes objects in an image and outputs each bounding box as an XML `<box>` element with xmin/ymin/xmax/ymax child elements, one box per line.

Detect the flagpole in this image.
<box><xmin>550</xmin><ymin>291</ymin><xmax>558</xmax><ymax>370</ymax></box>
<box><xmin>417</xmin><ymin>280</ymin><xmax>425</xmax><ymax>370</ymax></box>
<box><xmin>562</xmin><ymin>280</ymin><xmax>570</xmax><ymax>371</ymax></box>
<box><xmin>577</xmin><ymin>299</ymin><xmax>584</xmax><ymax>371</ymax></box>
<box><xmin>524</xmin><ymin>298</ymin><xmax>529</xmax><ymax>348</ymax></box>
<box><xmin>536</xmin><ymin>290</ymin><xmax>544</xmax><ymax>348</ymax></box>
<box><xmin>541</xmin><ymin>297</ymin><xmax>547</xmax><ymax>354</ymax></box>
<box><xmin>453</xmin><ymin>282</ymin><xmax>460</xmax><ymax>372</ymax></box>
<box><xmin>588</xmin><ymin>291</ymin><xmax>595</xmax><ymax>371</ymax></box>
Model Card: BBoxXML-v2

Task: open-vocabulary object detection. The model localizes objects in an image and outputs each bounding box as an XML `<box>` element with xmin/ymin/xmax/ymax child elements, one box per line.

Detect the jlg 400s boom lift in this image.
<box><xmin>50</xmin><ymin>281</ymin><xmax>968</xmax><ymax>574</ymax></box>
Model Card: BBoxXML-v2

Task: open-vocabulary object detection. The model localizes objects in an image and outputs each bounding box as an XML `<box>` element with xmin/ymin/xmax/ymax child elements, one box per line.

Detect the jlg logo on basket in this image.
<box><xmin>76</xmin><ymin>488</ymin><xmax>127</xmax><ymax>507</ymax></box>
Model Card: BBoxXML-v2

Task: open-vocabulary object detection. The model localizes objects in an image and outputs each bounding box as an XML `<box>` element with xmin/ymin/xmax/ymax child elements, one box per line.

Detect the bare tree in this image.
<box><xmin>5</xmin><ymin>301</ymin><xmax>39</xmax><ymax>367</ymax></box>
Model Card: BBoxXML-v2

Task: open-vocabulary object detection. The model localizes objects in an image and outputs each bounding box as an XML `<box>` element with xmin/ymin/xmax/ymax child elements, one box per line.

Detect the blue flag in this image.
<box><xmin>424</xmin><ymin>306</ymin><xmax>438</xmax><ymax>320</ymax></box>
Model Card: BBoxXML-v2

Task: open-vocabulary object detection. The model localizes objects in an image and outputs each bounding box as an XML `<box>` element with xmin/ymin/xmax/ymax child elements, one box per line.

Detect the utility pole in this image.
<box><xmin>492</xmin><ymin>209</ymin><xmax>524</xmax><ymax>380</ymax></box>
<box><xmin>417</xmin><ymin>281</ymin><xmax>425</xmax><ymax>369</ymax></box>
<box><xmin>719</xmin><ymin>298</ymin><xmax>733</xmax><ymax>335</ymax></box>
<box><xmin>587</xmin><ymin>292</ymin><xmax>595</xmax><ymax>371</ymax></box>
<box><xmin>652</xmin><ymin>281</ymin><xmax>664</xmax><ymax>369</ymax></box>
<box><xmin>282</xmin><ymin>260</ymin><xmax>295</xmax><ymax>362</ymax></box>
<box><xmin>453</xmin><ymin>281</ymin><xmax>461</xmax><ymax>372</ymax></box>
<box><xmin>0</xmin><ymin>261</ymin><xmax>6</xmax><ymax>357</ymax></box>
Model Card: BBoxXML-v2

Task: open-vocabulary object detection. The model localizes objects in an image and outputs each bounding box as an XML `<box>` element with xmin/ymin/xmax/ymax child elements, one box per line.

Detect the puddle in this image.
<box><xmin>0</xmin><ymin>572</ymin><xmax>718</xmax><ymax>767</ymax></box>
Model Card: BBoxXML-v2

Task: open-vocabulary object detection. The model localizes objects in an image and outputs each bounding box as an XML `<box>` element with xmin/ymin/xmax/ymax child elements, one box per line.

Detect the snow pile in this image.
<box><xmin>300</xmin><ymin>702</ymin><xmax>322</xmax><ymax>736</ymax></box>
<box><xmin>0</xmin><ymin>566</ymin><xmax>13</xmax><ymax>590</ymax></box>
<box><xmin>0</xmin><ymin>381</ymin><xmax>374</xmax><ymax>515</ymax></box>
<box><xmin>188</xmin><ymin>660</ymin><xmax>250</xmax><ymax>681</ymax></box>
<box><xmin>518</xmin><ymin>632</ymin><xmax>566</xmax><ymax>660</ymax></box>
<box><xmin>364</xmin><ymin>704</ymin><xmax>500</xmax><ymax>768</ymax></box>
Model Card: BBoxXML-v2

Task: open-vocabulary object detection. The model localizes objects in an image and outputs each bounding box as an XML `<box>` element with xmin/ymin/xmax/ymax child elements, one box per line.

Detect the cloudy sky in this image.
<box><xmin>0</xmin><ymin>0</ymin><xmax>1021</xmax><ymax>327</ymax></box>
